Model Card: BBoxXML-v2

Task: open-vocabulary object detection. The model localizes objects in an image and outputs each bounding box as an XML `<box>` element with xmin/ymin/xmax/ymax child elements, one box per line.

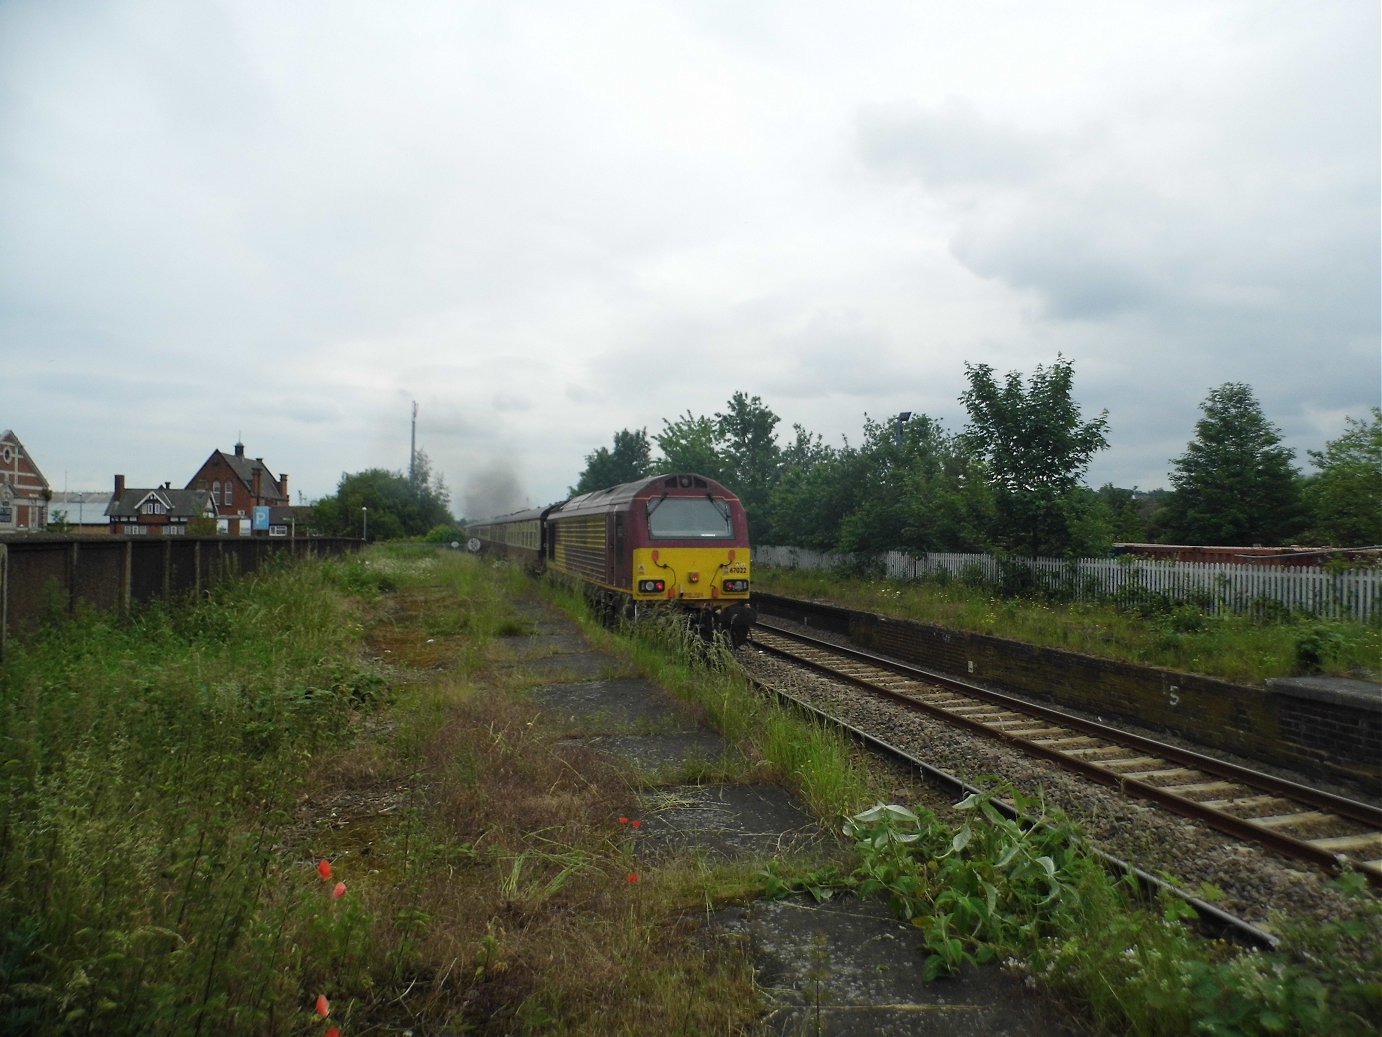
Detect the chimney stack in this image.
<box><xmin>114</xmin><ymin>474</ymin><xmax>125</xmax><ymax>498</ymax></box>
<box><xmin>279</xmin><ymin>473</ymin><xmax>289</xmax><ymax>498</ymax></box>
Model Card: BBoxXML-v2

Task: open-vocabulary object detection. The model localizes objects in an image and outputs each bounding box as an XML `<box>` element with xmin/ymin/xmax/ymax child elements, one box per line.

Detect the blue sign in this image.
<box><xmin>252</xmin><ymin>506</ymin><xmax>271</xmax><ymax>530</ymax></box>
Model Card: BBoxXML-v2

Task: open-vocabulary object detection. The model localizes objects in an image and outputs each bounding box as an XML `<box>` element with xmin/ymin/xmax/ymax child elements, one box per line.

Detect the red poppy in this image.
<box><xmin>315</xmin><ymin>993</ymin><xmax>330</xmax><ymax>1017</ymax></box>
<box><xmin>630</xmin><ymin>820</ymin><xmax>641</xmax><ymax>828</ymax></box>
<box><xmin>333</xmin><ymin>881</ymin><xmax>347</xmax><ymax>900</ymax></box>
<box><xmin>318</xmin><ymin>859</ymin><xmax>332</xmax><ymax>881</ymax></box>
<box><xmin>627</xmin><ymin>873</ymin><xmax>640</xmax><ymax>884</ymax></box>
<box><xmin>325</xmin><ymin>1029</ymin><xmax>341</xmax><ymax>1037</ymax></box>
<box><xmin>619</xmin><ymin>817</ymin><xmax>628</xmax><ymax>824</ymax></box>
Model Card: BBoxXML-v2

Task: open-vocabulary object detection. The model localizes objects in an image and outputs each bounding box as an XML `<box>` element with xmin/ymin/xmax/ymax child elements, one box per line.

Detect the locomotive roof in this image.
<box><xmin>553</xmin><ymin>472</ymin><xmax>738</xmax><ymax>517</ymax></box>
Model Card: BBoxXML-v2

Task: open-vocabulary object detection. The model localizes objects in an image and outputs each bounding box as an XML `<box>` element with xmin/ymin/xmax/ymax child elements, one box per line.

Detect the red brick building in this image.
<box><xmin>187</xmin><ymin>442</ymin><xmax>290</xmax><ymax>537</ymax></box>
<box><xmin>105</xmin><ymin>477</ymin><xmax>216</xmax><ymax>535</ymax></box>
<box><xmin>0</xmin><ymin>430</ymin><xmax>51</xmax><ymax>534</ymax></box>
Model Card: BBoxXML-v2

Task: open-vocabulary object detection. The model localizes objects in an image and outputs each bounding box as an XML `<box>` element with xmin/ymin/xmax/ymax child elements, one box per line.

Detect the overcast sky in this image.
<box><xmin>2</xmin><ymin>0</ymin><xmax>1377</xmax><ymax>521</ymax></box>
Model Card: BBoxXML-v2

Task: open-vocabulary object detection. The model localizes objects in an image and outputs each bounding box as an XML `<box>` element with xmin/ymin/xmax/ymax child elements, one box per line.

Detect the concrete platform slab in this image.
<box><xmin>632</xmin><ymin>783</ymin><xmax>831</xmax><ymax>864</ymax></box>
<box><xmin>509</xmin><ymin>599</ymin><xmax>1080</xmax><ymax>1034</ymax></box>
<box><xmin>506</xmin><ymin>650</ymin><xmax>625</xmax><ymax>681</ymax></box>
<box><xmin>529</xmin><ymin>677</ymin><xmax>706</xmax><ymax>733</ymax></box>
<box><xmin>713</xmin><ymin>895</ymin><xmax>1080</xmax><ymax>1036</ymax></box>
<box><xmin>562</xmin><ymin>732</ymin><xmax>734</xmax><ymax>773</ymax></box>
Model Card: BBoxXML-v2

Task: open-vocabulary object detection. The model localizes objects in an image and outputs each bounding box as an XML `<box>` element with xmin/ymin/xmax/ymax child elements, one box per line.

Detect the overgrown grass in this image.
<box><xmin>0</xmin><ymin>548</ymin><xmax>770</xmax><ymax>1035</ymax></box>
<box><xmin>5</xmin><ymin>547</ymin><xmax>1377</xmax><ymax>1035</ymax></box>
<box><xmin>755</xmin><ymin>566</ymin><xmax>1382</xmax><ymax>685</ymax></box>
<box><xmin>0</xmin><ymin>553</ymin><xmax>386</xmax><ymax>1035</ymax></box>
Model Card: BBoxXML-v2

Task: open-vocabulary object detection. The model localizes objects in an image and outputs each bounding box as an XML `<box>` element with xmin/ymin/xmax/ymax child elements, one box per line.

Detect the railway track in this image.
<box><xmin>750</xmin><ymin>619</ymin><xmax>1382</xmax><ymax>887</ymax></box>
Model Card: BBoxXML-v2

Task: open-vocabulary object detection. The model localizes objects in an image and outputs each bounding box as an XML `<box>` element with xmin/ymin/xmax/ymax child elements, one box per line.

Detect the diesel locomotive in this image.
<box><xmin>466</xmin><ymin>472</ymin><xmax>756</xmax><ymax>645</ymax></box>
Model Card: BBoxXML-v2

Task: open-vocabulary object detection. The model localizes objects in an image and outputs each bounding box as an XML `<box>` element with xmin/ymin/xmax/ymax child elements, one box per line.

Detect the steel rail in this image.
<box><xmin>752</xmin><ymin>621</ymin><xmax>1382</xmax><ymax>886</ymax></box>
<box><xmin>743</xmin><ymin>669</ymin><xmax>1280</xmax><ymax>951</ymax></box>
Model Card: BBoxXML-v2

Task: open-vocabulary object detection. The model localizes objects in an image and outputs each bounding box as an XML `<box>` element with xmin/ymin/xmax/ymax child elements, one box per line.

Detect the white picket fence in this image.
<box><xmin>755</xmin><ymin>545</ymin><xmax>1382</xmax><ymax>623</ymax></box>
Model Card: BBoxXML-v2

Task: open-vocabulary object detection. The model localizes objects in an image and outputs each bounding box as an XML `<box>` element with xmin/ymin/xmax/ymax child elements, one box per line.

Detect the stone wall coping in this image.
<box><xmin>1266</xmin><ymin>676</ymin><xmax>1382</xmax><ymax>712</ymax></box>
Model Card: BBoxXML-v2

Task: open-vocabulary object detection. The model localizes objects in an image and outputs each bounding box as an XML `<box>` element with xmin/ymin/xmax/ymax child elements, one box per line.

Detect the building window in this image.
<box><xmin>224</xmin><ymin>482</ymin><xmax>234</xmax><ymax>506</ymax></box>
<box><xmin>212</xmin><ymin>481</ymin><xmax>221</xmax><ymax>505</ymax></box>
<box><xmin>142</xmin><ymin>499</ymin><xmax>165</xmax><ymax>515</ymax></box>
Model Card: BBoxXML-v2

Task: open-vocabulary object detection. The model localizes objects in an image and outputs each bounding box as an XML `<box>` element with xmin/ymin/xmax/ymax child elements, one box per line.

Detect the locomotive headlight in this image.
<box><xmin>722</xmin><ymin>579</ymin><xmax>749</xmax><ymax>593</ymax></box>
<box><xmin>638</xmin><ymin>579</ymin><xmax>666</xmax><ymax>593</ymax></box>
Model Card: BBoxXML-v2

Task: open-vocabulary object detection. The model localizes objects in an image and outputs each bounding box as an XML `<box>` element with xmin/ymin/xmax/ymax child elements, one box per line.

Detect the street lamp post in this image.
<box><xmin>894</xmin><ymin>411</ymin><xmax>912</xmax><ymax>448</ymax></box>
<box><xmin>361</xmin><ymin>505</ymin><xmax>368</xmax><ymax>542</ymax></box>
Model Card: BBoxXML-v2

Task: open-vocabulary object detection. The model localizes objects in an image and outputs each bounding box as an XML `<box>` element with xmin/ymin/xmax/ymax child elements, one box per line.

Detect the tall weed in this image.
<box><xmin>0</xmin><ymin>558</ymin><xmax>375</xmax><ymax>1034</ymax></box>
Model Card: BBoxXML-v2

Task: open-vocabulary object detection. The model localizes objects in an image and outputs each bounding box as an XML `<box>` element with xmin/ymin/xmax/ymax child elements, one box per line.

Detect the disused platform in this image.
<box><xmin>507</xmin><ymin>599</ymin><xmax>1079</xmax><ymax>1036</ymax></box>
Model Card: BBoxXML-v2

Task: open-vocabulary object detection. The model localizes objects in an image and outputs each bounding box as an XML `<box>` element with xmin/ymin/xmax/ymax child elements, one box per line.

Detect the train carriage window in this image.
<box><xmin>647</xmin><ymin>497</ymin><xmax>733</xmax><ymax>538</ymax></box>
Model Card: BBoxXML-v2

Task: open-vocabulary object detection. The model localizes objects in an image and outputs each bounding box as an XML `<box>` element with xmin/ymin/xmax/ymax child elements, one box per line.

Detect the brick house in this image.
<box><xmin>187</xmin><ymin>442</ymin><xmax>290</xmax><ymax>537</ymax></box>
<box><xmin>105</xmin><ymin>476</ymin><xmax>216</xmax><ymax>536</ymax></box>
<box><xmin>0</xmin><ymin>430</ymin><xmax>51</xmax><ymax>534</ymax></box>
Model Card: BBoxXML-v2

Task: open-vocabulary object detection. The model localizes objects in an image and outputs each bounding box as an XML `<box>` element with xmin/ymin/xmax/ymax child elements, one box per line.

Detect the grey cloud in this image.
<box><xmin>856</xmin><ymin>98</ymin><xmax>1056</xmax><ymax>190</ymax></box>
<box><xmin>761</xmin><ymin>309</ymin><xmax>902</xmax><ymax>398</ymax></box>
<box><xmin>2</xmin><ymin>1</ymin><xmax>1374</xmax><ymax>507</ymax></box>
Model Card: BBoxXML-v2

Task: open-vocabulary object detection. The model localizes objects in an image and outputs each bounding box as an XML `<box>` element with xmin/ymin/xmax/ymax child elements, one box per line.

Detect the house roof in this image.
<box><xmin>106</xmin><ymin>487</ymin><xmax>215</xmax><ymax>520</ymax></box>
<box><xmin>194</xmin><ymin>444</ymin><xmax>288</xmax><ymax>503</ymax></box>
<box><xmin>0</xmin><ymin>429</ymin><xmax>50</xmax><ymax>489</ymax></box>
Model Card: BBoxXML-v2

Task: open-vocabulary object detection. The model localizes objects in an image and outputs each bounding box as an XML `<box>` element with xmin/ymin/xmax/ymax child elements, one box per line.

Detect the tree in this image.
<box><xmin>570</xmin><ymin>428</ymin><xmax>652</xmax><ymax>495</ymax></box>
<box><xmin>1300</xmin><ymin>408</ymin><xmax>1382</xmax><ymax>546</ymax></box>
<box><xmin>653</xmin><ymin>411</ymin><xmax>726</xmax><ymax>480</ymax></box>
<box><xmin>898</xmin><ymin>415</ymin><xmax>995</xmax><ymax>554</ymax></box>
<box><xmin>1161</xmin><ymin>383</ymin><xmax>1303</xmax><ymax>546</ymax></box>
<box><xmin>768</xmin><ymin>424</ymin><xmax>845</xmax><ymax>550</ymax></box>
<box><xmin>959</xmin><ymin>356</ymin><xmax>1110</xmax><ymax>556</ymax></box>
<box><xmin>313</xmin><ymin>463</ymin><xmax>454</xmax><ymax>541</ymax></box>
<box><xmin>1093</xmin><ymin>484</ymin><xmax>1150</xmax><ymax>545</ymax></box>
<box><xmin>714</xmin><ymin>392</ymin><xmax>781</xmax><ymax>541</ymax></box>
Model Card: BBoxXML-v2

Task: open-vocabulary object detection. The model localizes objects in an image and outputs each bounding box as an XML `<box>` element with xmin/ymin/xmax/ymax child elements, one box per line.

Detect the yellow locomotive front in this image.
<box><xmin>628</xmin><ymin>494</ymin><xmax>750</xmax><ymax>603</ymax></box>
<box><xmin>546</xmin><ymin>473</ymin><xmax>756</xmax><ymax>644</ymax></box>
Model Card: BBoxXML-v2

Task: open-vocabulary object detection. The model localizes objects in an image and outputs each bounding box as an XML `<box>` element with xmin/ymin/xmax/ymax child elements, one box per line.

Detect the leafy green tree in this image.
<box><xmin>767</xmin><ymin>425</ymin><xmax>846</xmax><ymax>549</ymax></box>
<box><xmin>714</xmin><ymin>392</ymin><xmax>782</xmax><ymax>541</ymax></box>
<box><xmin>767</xmin><ymin>413</ymin><xmax>993</xmax><ymax>556</ymax></box>
<box><xmin>653</xmin><ymin>411</ymin><xmax>726</xmax><ymax>480</ymax></box>
<box><xmin>1161</xmin><ymin>383</ymin><xmax>1304</xmax><ymax>546</ymax></box>
<box><xmin>959</xmin><ymin>356</ymin><xmax>1110</xmax><ymax>556</ymax></box>
<box><xmin>313</xmin><ymin>461</ymin><xmax>454</xmax><ymax>541</ymax></box>
<box><xmin>1137</xmin><ymin>488</ymin><xmax>1175</xmax><ymax>543</ymax></box>
<box><xmin>1300</xmin><ymin>408</ymin><xmax>1382</xmax><ymax>546</ymax></box>
<box><xmin>570</xmin><ymin>428</ymin><xmax>652</xmax><ymax>494</ymax></box>
<box><xmin>834</xmin><ymin>435</ymin><xmax>898</xmax><ymax>554</ymax></box>
<box><xmin>898</xmin><ymin>415</ymin><xmax>995</xmax><ymax>553</ymax></box>
<box><xmin>423</xmin><ymin>523</ymin><xmax>466</xmax><ymax>544</ymax></box>
<box><xmin>1093</xmin><ymin>484</ymin><xmax>1150</xmax><ymax>545</ymax></box>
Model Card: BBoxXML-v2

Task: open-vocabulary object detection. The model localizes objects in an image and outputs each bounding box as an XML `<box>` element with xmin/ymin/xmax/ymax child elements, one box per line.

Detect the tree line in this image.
<box><xmin>311</xmin><ymin>449</ymin><xmax>461</xmax><ymax>543</ymax></box>
<box><xmin>569</xmin><ymin>358</ymin><xmax>1381</xmax><ymax>557</ymax></box>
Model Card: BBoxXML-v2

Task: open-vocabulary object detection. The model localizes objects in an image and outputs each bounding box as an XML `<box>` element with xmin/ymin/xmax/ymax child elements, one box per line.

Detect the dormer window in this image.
<box><xmin>142</xmin><ymin>499</ymin><xmax>165</xmax><ymax>516</ymax></box>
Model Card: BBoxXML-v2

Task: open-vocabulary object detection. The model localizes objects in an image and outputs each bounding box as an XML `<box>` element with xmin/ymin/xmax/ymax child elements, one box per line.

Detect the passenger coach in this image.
<box><xmin>467</xmin><ymin>473</ymin><xmax>756</xmax><ymax>645</ymax></box>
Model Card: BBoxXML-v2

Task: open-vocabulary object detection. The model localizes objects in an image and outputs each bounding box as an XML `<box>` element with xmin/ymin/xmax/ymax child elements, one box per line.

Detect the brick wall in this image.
<box><xmin>0</xmin><ymin>536</ymin><xmax>360</xmax><ymax>660</ymax></box>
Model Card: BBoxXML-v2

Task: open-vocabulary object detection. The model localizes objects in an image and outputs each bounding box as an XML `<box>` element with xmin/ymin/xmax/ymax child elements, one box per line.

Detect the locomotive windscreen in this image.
<box><xmin>646</xmin><ymin>496</ymin><xmax>733</xmax><ymax>538</ymax></box>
